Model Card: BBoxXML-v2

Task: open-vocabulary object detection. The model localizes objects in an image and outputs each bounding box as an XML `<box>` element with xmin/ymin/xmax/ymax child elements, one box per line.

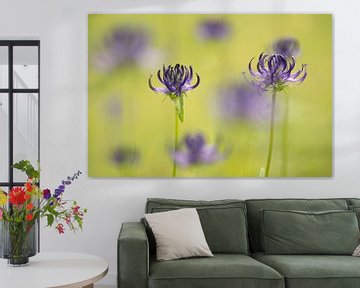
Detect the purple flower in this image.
<box><xmin>219</xmin><ymin>83</ymin><xmax>269</xmax><ymax>122</ymax></box>
<box><xmin>197</xmin><ymin>19</ymin><xmax>230</xmax><ymax>40</ymax></box>
<box><xmin>246</xmin><ymin>53</ymin><xmax>307</xmax><ymax>92</ymax></box>
<box><xmin>149</xmin><ymin>64</ymin><xmax>200</xmax><ymax>97</ymax></box>
<box><xmin>149</xmin><ymin>64</ymin><xmax>200</xmax><ymax>122</ymax></box>
<box><xmin>53</xmin><ymin>171</ymin><xmax>82</xmax><ymax>199</ymax></box>
<box><xmin>111</xmin><ymin>147</ymin><xmax>140</xmax><ymax>166</ymax></box>
<box><xmin>95</xmin><ymin>26</ymin><xmax>148</xmax><ymax>71</ymax></box>
<box><xmin>173</xmin><ymin>133</ymin><xmax>223</xmax><ymax>167</ymax></box>
<box><xmin>43</xmin><ymin>189</ymin><xmax>51</xmax><ymax>200</ymax></box>
<box><xmin>272</xmin><ymin>37</ymin><xmax>300</xmax><ymax>58</ymax></box>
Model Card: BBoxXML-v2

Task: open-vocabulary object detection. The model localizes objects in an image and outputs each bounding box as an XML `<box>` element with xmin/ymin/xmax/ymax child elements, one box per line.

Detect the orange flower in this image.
<box><xmin>25</xmin><ymin>182</ymin><xmax>33</xmax><ymax>192</ymax></box>
<box><xmin>26</xmin><ymin>214</ymin><xmax>33</xmax><ymax>221</ymax></box>
<box><xmin>26</xmin><ymin>203</ymin><xmax>34</xmax><ymax>210</ymax></box>
<box><xmin>24</xmin><ymin>193</ymin><xmax>31</xmax><ymax>200</ymax></box>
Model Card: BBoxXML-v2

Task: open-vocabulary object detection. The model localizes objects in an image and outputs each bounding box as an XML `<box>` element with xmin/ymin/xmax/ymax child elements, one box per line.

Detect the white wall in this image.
<box><xmin>1</xmin><ymin>0</ymin><xmax>360</xmax><ymax>285</ymax></box>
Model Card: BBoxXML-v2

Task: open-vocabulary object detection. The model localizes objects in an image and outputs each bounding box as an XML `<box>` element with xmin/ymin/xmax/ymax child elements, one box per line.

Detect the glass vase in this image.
<box><xmin>0</xmin><ymin>220</ymin><xmax>37</xmax><ymax>266</ymax></box>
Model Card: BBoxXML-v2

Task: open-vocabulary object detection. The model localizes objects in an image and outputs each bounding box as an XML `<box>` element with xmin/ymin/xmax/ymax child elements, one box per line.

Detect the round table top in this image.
<box><xmin>0</xmin><ymin>252</ymin><xmax>108</xmax><ymax>288</ymax></box>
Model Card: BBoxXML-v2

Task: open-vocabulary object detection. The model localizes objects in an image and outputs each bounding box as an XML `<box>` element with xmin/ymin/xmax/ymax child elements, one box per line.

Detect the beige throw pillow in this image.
<box><xmin>353</xmin><ymin>244</ymin><xmax>360</xmax><ymax>256</ymax></box>
<box><xmin>145</xmin><ymin>208</ymin><xmax>213</xmax><ymax>261</ymax></box>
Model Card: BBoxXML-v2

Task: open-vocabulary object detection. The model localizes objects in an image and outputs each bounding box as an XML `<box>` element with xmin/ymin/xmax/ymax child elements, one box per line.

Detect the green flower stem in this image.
<box><xmin>265</xmin><ymin>89</ymin><xmax>277</xmax><ymax>177</ymax></box>
<box><xmin>281</xmin><ymin>94</ymin><xmax>289</xmax><ymax>176</ymax></box>
<box><xmin>9</xmin><ymin>222</ymin><xmax>29</xmax><ymax>260</ymax></box>
<box><xmin>172</xmin><ymin>107</ymin><xmax>179</xmax><ymax>177</ymax></box>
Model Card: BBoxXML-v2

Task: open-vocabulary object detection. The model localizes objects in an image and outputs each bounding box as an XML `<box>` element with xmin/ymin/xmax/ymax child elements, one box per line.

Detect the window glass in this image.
<box><xmin>13</xmin><ymin>93</ymin><xmax>39</xmax><ymax>182</ymax></box>
<box><xmin>0</xmin><ymin>46</ymin><xmax>9</xmax><ymax>89</ymax></box>
<box><xmin>0</xmin><ymin>93</ymin><xmax>9</xmax><ymax>182</ymax></box>
<box><xmin>13</xmin><ymin>46</ymin><xmax>38</xmax><ymax>89</ymax></box>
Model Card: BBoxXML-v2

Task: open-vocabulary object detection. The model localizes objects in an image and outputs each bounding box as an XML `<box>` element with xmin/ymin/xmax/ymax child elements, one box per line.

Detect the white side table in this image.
<box><xmin>0</xmin><ymin>252</ymin><xmax>108</xmax><ymax>288</ymax></box>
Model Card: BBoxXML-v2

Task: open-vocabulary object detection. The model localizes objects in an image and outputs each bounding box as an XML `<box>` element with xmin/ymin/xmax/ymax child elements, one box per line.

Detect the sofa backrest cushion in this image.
<box><xmin>261</xmin><ymin>209</ymin><xmax>359</xmax><ymax>255</ymax></box>
<box><xmin>348</xmin><ymin>198</ymin><xmax>360</xmax><ymax>207</ymax></box>
<box><xmin>246</xmin><ymin>198</ymin><xmax>349</xmax><ymax>252</ymax></box>
<box><xmin>347</xmin><ymin>199</ymin><xmax>360</xmax><ymax>228</ymax></box>
<box><xmin>145</xmin><ymin>198</ymin><xmax>249</xmax><ymax>254</ymax></box>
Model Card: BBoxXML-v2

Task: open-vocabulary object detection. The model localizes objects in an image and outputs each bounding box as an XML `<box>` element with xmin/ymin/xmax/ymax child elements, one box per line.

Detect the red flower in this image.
<box><xmin>25</xmin><ymin>182</ymin><xmax>33</xmax><ymax>192</ymax></box>
<box><xmin>56</xmin><ymin>223</ymin><xmax>65</xmax><ymax>234</ymax></box>
<box><xmin>26</xmin><ymin>203</ymin><xmax>34</xmax><ymax>210</ymax></box>
<box><xmin>9</xmin><ymin>187</ymin><xmax>26</xmax><ymax>205</ymax></box>
<box><xmin>72</xmin><ymin>205</ymin><xmax>80</xmax><ymax>215</ymax></box>
<box><xmin>24</xmin><ymin>193</ymin><xmax>31</xmax><ymax>201</ymax></box>
<box><xmin>26</xmin><ymin>214</ymin><xmax>33</xmax><ymax>221</ymax></box>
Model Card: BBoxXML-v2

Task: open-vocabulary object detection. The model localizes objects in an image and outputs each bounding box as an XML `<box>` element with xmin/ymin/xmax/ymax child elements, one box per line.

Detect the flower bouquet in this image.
<box><xmin>0</xmin><ymin>160</ymin><xmax>87</xmax><ymax>266</ymax></box>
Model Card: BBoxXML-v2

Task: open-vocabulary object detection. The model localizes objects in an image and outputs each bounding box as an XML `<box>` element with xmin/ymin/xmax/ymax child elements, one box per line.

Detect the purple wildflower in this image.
<box><xmin>111</xmin><ymin>147</ymin><xmax>140</xmax><ymax>166</ymax></box>
<box><xmin>197</xmin><ymin>19</ymin><xmax>230</xmax><ymax>40</ymax></box>
<box><xmin>247</xmin><ymin>53</ymin><xmax>307</xmax><ymax>92</ymax></box>
<box><xmin>149</xmin><ymin>64</ymin><xmax>200</xmax><ymax>97</ymax></box>
<box><xmin>172</xmin><ymin>133</ymin><xmax>223</xmax><ymax>167</ymax></box>
<box><xmin>53</xmin><ymin>171</ymin><xmax>82</xmax><ymax>199</ymax></box>
<box><xmin>43</xmin><ymin>189</ymin><xmax>51</xmax><ymax>200</ymax></box>
<box><xmin>272</xmin><ymin>37</ymin><xmax>300</xmax><ymax>58</ymax></box>
<box><xmin>95</xmin><ymin>26</ymin><xmax>148</xmax><ymax>71</ymax></box>
<box><xmin>219</xmin><ymin>83</ymin><xmax>269</xmax><ymax>122</ymax></box>
<box><xmin>149</xmin><ymin>64</ymin><xmax>200</xmax><ymax>122</ymax></box>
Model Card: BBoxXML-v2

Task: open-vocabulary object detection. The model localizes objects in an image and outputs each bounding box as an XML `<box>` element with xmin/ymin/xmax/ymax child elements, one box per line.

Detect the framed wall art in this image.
<box><xmin>88</xmin><ymin>14</ymin><xmax>332</xmax><ymax>178</ymax></box>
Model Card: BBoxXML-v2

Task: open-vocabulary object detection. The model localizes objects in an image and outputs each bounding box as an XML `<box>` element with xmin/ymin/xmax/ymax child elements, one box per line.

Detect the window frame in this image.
<box><xmin>0</xmin><ymin>40</ymin><xmax>40</xmax><ymax>251</ymax></box>
<box><xmin>0</xmin><ymin>40</ymin><xmax>40</xmax><ymax>189</ymax></box>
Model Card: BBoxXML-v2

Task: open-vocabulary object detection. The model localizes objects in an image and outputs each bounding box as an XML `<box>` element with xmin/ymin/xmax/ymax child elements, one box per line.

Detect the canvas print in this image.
<box><xmin>88</xmin><ymin>14</ymin><xmax>332</xmax><ymax>177</ymax></box>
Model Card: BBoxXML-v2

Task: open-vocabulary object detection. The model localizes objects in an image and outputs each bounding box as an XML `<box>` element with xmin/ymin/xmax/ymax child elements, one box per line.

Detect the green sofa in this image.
<box><xmin>118</xmin><ymin>198</ymin><xmax>360</xmax><ymax>288</ymax></box>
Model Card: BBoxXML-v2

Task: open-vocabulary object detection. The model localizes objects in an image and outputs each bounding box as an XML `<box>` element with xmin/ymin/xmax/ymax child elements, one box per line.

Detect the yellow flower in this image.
<box><xmin>0</xmin><ymin>189</ymin><xmax>7</xmax><ymax>206</ymax></box>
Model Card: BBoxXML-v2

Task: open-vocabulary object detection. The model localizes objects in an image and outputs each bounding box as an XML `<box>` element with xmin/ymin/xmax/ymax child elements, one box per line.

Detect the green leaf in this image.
<box><xmin>12</xmin><ymin>160</ymin><xmax>40</xmax><ymax>180</ymax></box>
<box><xmin>46</xmin><ymin>205</ymin><xmax>60</xmax><ymax>217</ymax></box>
<box><xmin>175</xmin><ymin>96</ymin><xmax>184</xmax><ymax>122</ymax></box>
<box><xmin>47</xmin><ymin>214</ymin><xmax>54</xmax><ymax>227</ymax></box>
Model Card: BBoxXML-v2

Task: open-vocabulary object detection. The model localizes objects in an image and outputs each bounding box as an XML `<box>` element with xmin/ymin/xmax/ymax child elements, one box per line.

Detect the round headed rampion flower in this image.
<box><xmin>247</xmin><ymin>53</ymin><xmax>307</xmax><ymax>92</ymax></box>
<box><xmin>219</xmin><ymin>83</ymin><xmax>269</xmax><ymax>122</ymax></box>
<box><xmin>149</xmin><ymin>64</ymin><xmax>200</xmax><ymax>122</ymax></box>
<box><xmin>172</xmin><ymin>133</ymin><xmax>223</xmax><ymax>167</ymax></box>
<box><xmin>197</xmin><ymin>19</ymin><xmax>230</xmax><ymax>40</ymax></box>
<box><xmin>149</xmin><ymin>64</ymin><xmax>200</xmax><ymax>97</ymax></box>
<box><xmin>272</xmin><ymin>37</ymin><xmax>300</xmax><ymax>58</ymax></box>
<box><xmin>95</xmin><ymin>26</ymin><xmax>148</xmax><ymax>71</ymax></box>
<box><xmin>111</xmin><ymin>147</ymin><xmax>140</xmax><ymax>166</ymax></box>
<box><xmin>9</xmin><ymin>187</ymin><xmax>26</xmax><ymax>205</ymax></box>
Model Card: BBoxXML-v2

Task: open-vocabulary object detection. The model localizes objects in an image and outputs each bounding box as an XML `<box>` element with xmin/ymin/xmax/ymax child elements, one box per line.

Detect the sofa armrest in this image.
<box><xmin>118</xmin><ymin>222</ymin><xmax>149</xmax><ymax>288</ymax></box>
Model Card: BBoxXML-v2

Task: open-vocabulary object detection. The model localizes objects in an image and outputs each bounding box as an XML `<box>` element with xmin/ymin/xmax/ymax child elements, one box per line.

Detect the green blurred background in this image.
<box><xmin>88</xmin><ymin>14</ymin><xmax>332</xmax><ymax>177</ymax></box>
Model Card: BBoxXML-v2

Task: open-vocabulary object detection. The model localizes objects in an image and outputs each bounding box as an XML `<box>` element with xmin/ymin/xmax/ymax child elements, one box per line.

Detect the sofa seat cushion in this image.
<box><xmin>149</xmin><ymin>254</ymin><xmax>284</xmax><ymax>288</ymax></box>
<box><xmin>252</xmin><ymin>252</ymin><xmax>360</xmax><ymax>288</ymax></box>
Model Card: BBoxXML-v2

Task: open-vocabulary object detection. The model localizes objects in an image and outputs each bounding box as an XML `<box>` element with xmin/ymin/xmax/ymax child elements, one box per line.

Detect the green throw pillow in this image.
<box><xmin>261</xmin><ymin>209</ymin><xmax>360</xmax><ymax>255</ymax></box>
